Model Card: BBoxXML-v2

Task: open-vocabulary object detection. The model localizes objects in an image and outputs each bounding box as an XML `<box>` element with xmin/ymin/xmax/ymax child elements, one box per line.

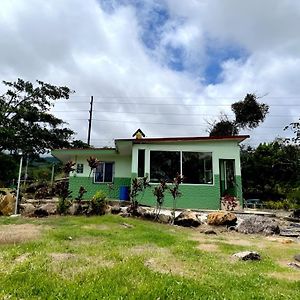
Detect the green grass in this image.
<box><xmin>0</xmin><ymin>215</ymin><xmax>299</xmax><ymax>299</ymax></box>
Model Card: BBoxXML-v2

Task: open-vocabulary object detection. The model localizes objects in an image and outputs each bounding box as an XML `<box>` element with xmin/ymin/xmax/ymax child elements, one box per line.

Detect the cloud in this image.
<box><xmin>0</xmin><ymin>0</ymin><xmax>299</xmax><ymax>146</ymax></box>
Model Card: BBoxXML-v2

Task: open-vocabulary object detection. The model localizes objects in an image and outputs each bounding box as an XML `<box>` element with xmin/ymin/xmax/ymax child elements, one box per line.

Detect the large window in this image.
<box><xmin>150</xmin><ymin>151</ymin><xmax>180</xmax><ymax>183</ymax></box>
<box><xmin>150</xmin><ymin>150</ymin><xmax>213</xmax><ymax>184</ymax></box>
<box><xmin>94</xmin><ymin>162</ymin><xmax>114</xmax><ymax>183</ymax></box>
<box><xmin>183</xmin><ymin>152</ymin><xmax>213</xmax><ymax>184</ymax></box>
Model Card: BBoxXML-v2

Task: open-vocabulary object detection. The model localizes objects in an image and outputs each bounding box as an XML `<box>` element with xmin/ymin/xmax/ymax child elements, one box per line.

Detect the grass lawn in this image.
<box><xmin>0</xmin><ymin>215</ymin><xmax>299</xmax><ymax>299</ymax></box>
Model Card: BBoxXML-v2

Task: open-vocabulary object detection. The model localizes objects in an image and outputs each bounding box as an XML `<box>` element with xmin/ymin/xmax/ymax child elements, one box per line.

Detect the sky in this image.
<box><xmin>0</xmin><ymin>0</ymin><xmax>299</xmax><ymax>147</ymax></box>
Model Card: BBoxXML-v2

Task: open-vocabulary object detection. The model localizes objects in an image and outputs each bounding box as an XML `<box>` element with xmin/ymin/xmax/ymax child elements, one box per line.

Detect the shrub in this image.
<box><xmin>91</xmin><ymin>190</ymin><xmax>108</xmax><ymax>215</ymax></box>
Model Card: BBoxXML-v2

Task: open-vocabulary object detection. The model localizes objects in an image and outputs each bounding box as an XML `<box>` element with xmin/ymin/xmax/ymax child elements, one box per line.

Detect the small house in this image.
<box><xmin>52</xmin><ymin>133</ymin><xmax>249</xmax><ymax>210</ymax></box>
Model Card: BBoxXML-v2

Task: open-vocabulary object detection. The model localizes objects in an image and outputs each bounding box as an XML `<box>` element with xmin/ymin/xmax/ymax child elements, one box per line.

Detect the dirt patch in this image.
<box><xmin>129</xmin><ymin>244</ymin><xmax>170</xmax><ymax>256</ymax></box>
<box><xmin>82</xmin><ymin>224</ymin><xmax>111</xmax><ymax>231</ymax></box>
<box><xmin>197</xmin><ymin>243</ymin><xmax>219</xmax><ymax>252</ymax></box>
<box><xmin>49</xmin><ymin>252</ymin><xmax>114</xmax><ymax>279</ymax></box>
<box><xmin>71</xmin><ymin>236</ymin><xmax>103</xmax><ymax>247</ymax></box>
<box><xmin>0</xmin><ymin>224</ymin><xmax>41</xmax><ymax>244</ymax></box>
<box><xmin>268</xmin><ymin>272</ymin><xmax>300</xmax><ymax>281</ymax></box>
<box><xmin>15</xmin><ymin>253</ymin><xmax>30</xmax><ymax>263</ymax></box>
<box><xmin>50</xmin><ymin>253</ymin><xmax>77</xmax><ymax>261</ymax></box>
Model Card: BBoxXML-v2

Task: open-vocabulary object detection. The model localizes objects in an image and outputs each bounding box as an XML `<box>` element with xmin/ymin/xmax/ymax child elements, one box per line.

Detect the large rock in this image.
<box><xmin>111</xmin><ymin>206</ymin><xmax>121</xmax><ymax>214</ymax></box>
<box><xmin>0</xmin><ymin>193</ymin><xmax>16</xmax><ymax>216</ymax></box>
<box><xmin>237</xmin><ymin>216</ymin><xmax>280</xmax><ymax>235</ymax></box>
<box><xmin>207</xmin><ymin>212</ymin><xmax>237</xmax><ymax>226</ymax></box>
<box><xmin>157</xmin><ymin>213</ymin><xmax>171</xmax><ymax>224</ymax></box>
<box><xmin>174</xmin><ymin>210</ymin><xmax>202</xmax><ymax>227</ymax></box>
<box><xmin>67</xmin><ymin>203</ymin><xmax>81</xmax><ymax>215</ymax></box>
<box><xmin>233</xmin><ymin>251</ymin><xmax>261</xmax><ymax>261</ymax></box>
<box><xmin>38</xmin><ymin>203</ymin><xmax>57</xmax><ymax>215</ymax></box>
<box><xmin>20</xmin><ymin>203</ymin><xmax>36</xmax><ymax>217</ymax></box>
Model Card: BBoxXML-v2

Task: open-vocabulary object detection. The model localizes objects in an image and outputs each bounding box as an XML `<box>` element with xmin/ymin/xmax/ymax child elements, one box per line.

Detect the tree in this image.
<box><xmin>284</xmin><ymin>119</ymin><xmax>300</xmax><ymax>144</ymax></box>
<box><xmin>0</xmin><ymin>78</ymin><xmax>75</xmax><ymax>155</ymax></box>
<box><xmin>209</xmin><ymin>94</ymin><xmax>269</xmax><ymax>136</ymax></box>
<box><xmin>241</xmin><ymin>141</ymin><xmax>300</xmax><ymax>201</ymax></box>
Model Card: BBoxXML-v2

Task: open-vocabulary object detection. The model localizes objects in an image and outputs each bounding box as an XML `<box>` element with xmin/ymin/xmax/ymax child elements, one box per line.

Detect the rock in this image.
<box><xmin>20</xmin><ymin>203</ymin><xmax>36</xmax><ymax>217</ymax></box>
<box><xmin>0</xmin><ymin>193</ymin><xmax>16</xmax><ymax>216</ymax></box>
<box><xmin>174</xmin><ymin>210</ymin><xmax>202</xmax><ymax>227</ymax></box>
<box><xmin>291</xmin><ymin>209</ymin><xmax>300</xmax><ymax>219</ymax></box>
<box><xmin>207</xmin><ymin>212</ymin><xmax>237</xmax><ymax>226</ymax></box>
<box><xmin>237</xmin><ymin>216</ymin><xmax>280</xmax><ymax>235</ymax></box>
<box><xmin>288</xmin><ymin>262</ymin><xmax>300</xmax><ymax>270</ymax></box>
<box><xmin>143</xmin><ymin>210</ymin><xmax>155</xmax><ymax>220</ymax></box>
<box><xmin>33</xmin><ymin>208</ymin><xmax>49</xmax><ymax>217</ymax></box>
<box><xmin>68</xmin><ymin>203</ymin><xmax>81</xmax><ymax>215</ymax></box>
<box><xmin>39</xmin><ymin>203</ymin><xmax>57</xmax><ymax>215</ymax></box>
<box><xmin>294</xmin><ymin>254</ymin><xmax>300</xmax><ymax>262</ymax></box>
<box><xmin>157</xmin><ymin>214</ymin><xmax>171</xmax><ymax>224</ymax></box>
<box><xmin>104</xmin><ymin>205</ymin><xmax>112</xmax><ymax>214</ymax></box>
<box><xmin>111</xmin><ymin>206</ymin><xmax>121</xmax><ymax>214</ymax></box>
<box><xmin>204</xmin><ymin>229</ymin><xmax>217</xmax><ymax>235</ymax></box>
<box><xmin>136</xmin><ymin>206</ymin><xmax>147</xmax><ymax>216</ymax></box>
<box><xmin>233</xmin><ymin>251</ymin><xmax>261</xmax><ymax>261</ymax></box>
<box><xmin>121</xmin><ymin>222</ymin><xmax>134</xmax><ymax>228</ymax></box>
<box><xmin>119</xmin><ymin>212</ymin><xmax>131</xmax><ymax>218</ymax></box>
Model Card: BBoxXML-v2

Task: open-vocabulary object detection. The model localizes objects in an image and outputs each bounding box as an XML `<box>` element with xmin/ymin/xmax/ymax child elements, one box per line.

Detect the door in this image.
<box><xmin>219</xmin><ymin>159</ymin><xmax>236</xmax><ymax>197</ymax></box>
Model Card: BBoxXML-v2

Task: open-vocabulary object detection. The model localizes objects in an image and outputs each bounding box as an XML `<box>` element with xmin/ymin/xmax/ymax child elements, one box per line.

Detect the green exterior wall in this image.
<box><xmin>138</xmin><ymin>175</ymin><xmax>221</xmax><ymax>210</ymax></box>
<box><xmin>69</xmin><ymin>176</ymin><xmax>131</xmax><ymax>200</ymax></box>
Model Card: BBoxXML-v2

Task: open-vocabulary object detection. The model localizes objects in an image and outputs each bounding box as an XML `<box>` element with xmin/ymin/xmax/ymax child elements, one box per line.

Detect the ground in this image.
<box><xmin>0</xmin><ymin>215</ymin><xmax>299</xmax><ymax>299</ymax></box>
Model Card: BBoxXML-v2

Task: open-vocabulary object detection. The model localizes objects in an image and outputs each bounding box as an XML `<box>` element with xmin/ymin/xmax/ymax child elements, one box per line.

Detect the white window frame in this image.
<box><xmin>94</xmin><ymin>161</ymin><xmax>114</xmax><ymax>183</ymax></box>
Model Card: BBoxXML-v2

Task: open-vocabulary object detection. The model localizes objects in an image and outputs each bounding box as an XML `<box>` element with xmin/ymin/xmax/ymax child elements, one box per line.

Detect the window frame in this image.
<box><xmin>149</xmin><ymin>150</ymin><xmax>214</xmax><ymax>185</ymax></box>
<box><xmin>93</xmin><ymin>161</ymin><xmax>114</xmax><ymax>183</ymax></box>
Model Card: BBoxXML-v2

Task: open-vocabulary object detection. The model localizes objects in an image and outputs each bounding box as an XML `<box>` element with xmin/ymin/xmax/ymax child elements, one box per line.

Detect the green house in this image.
<box><xmin>52</xmin><ymin>134</ymin><xmax>249</xmax><ymax>210</ymax></box>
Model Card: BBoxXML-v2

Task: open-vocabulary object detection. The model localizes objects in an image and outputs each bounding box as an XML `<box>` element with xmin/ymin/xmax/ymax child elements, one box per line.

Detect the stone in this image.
<box><xmin>38</xmin><ymin>203</ymin><xmax>57</xmax><ymax>215</ymax></box>
<box><xmin>174</xmin><ymin>210</ymin><xmax>202</xmax><ymax>227</ymax></box>
<box><xmin>0</xmin><ymin>193</ymin><xmax>16</xmax><ymax>216</ymax></box>
<box><xmin>233</xmin><ymin>251</ymin><xmax>261</xmax><ymax>261</ymax></box>
<box><xmin>237</xmin><ymin>216</ymin><xmax>280</xmax><ymax>235</ymax></box>
<box><xmin>33</xmin><ymin>208</ymin><xmax>49</xmax><ymax>217</ymax></box>
<box><xmin>288</xmin><ymin>262</ymin><xmax>300</xmax><ymax>270</ymax></box>
<box><xmin>207</xmin><ymin>212</ymin><xmax>237</xmax><ymax>226</ymax></box>
<box><xmin>294</xmin><ymin>254</ymin><xmax>300</xmax><ymax>262</ymax></box>
<box><xmin>119</xmin><ymin>212</ymin><xmax>131</xmax><ymax>218</ymax></box>
<box><xmin>104</xmin><ymin>205</ymin><xmax>112</xmax><ymax>214</ymax></box>
<box><xmin>157</xmin><ymin>214</ymin><xmax>171</xmax><ymax>224</ymax></box>
<box><xmin>111</xmin><ymin>206</ymin><xmax>121</xmax><ymax>214</ymax></box>
<box><xmin>291</xmin><ymin>209</ymin><xmax>300</xmax><ymax>219</ymax></box>
<box><xmin>20</xmin><ymin>203</ymin><xmax>36</xmax><ymax>217</ymax></box>
<box><xmin>68</xmin><ymin>203</ymin><xmax>81</xmax><ymax>215</ymax></box>
<box><xmin>204</xmin><ymin>229</ymin><xmax>217</xmax><ymax>235</ymax></box>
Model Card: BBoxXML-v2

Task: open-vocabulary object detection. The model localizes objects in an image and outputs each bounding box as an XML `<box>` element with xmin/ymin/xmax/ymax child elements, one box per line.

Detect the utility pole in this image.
<box><xmin>87</xmin><ymin>95</ymin><xmax>94</xmax><ymax>146</ymax></box>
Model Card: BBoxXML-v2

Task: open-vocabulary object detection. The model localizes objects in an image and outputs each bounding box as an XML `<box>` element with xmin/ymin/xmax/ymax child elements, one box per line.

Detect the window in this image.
<box><xmin>138</xmin><ymin>149</ymin><xmax>145</xmax><ymax>177</ymax></box>
<box><xmin>150</xmin><ymin>151</ymin><xmax>180</xmax><ymax>183</ymax></box>
<box><xmin>76</xmin><ymin>163</ymin><xmax>84</xmax><ymax>174</ymax></box>
<box><xmin>182</xmin><ymin>152</ymin><xmax>213</xmax><ymax>184</ymax></box>
<box><xmin>94</xmin><ymin>162</ymin><xmax>114</xmax><ymax>183</ymax></box>
<box><xmin>149</xmin><ymin>150</ymin><xmax>213</xmax><ymax>184</ymax></box>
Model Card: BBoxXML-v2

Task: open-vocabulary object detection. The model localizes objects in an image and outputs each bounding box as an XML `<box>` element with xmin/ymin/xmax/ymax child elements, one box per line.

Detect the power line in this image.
<box><xmin>51</xmin><ymin>109</ymin><xmax>299</xmax><ymax>117</ymax></box>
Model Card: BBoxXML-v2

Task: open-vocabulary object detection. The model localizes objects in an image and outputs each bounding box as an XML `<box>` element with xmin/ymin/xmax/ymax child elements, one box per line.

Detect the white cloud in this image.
<box><xmin>0</xmin><ymin>0</ymin><xmax>299</xmax><ymax>146</ymax></box>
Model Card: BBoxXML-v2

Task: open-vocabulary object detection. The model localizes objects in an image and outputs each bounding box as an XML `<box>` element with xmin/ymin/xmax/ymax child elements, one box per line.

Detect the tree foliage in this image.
<box><xmin>241</xmin><ymin>141</ymin><xmax>300</xmax><ymax>201</ymax></box>
<box><xmin>284</xmin><ymin>119</ymin><xmax>300</xmax><ymax>144</ymax></box>
<box><xmin>232</xmin><ymin>94</ymin><xmax>269</xmax><ymax>129</ymax></box>
<box><xmin>0</xmin><ymin>78</ymin><xmax>75</xmax><ymax>155</ymax></box>
<box><xmin>209</xmin><ymin>94</ymin><xmax>269</xmax><ymax>136</ymax></box>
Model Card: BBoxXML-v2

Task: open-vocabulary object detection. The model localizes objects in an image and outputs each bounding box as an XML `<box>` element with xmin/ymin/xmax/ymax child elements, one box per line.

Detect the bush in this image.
<box><xmin>287</xmin><ymin>188</ymin><xmax>300</xmax><ymax>207</ymax></box>
<box><xmin>90</xmin><ymin>190</ymin><xmax>108</xmax><ymax>215</ymax></box>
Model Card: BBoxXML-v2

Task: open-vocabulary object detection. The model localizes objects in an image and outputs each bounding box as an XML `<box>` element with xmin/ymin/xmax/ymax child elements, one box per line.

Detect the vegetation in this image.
<box><xmin>0</xmin><ymin>78</ymin><xmax>74</xmax><ymax>156</ymax></box>
<box><xmin>129</xmin><ymin>177</ymin><xmax>150</xmax><ymax>213</ymax></box>
<box><xmin>90</xmin><ymin>190</ymin><xmax>108</xmax><ymax>215</ymax></box>
<box><xmin>241</xmin><ymin>141</ymin><xmax>300</xmax><ymax>207</ymax></box>
<box><xmin>209</xmin><ymin>94</ymin><xmax>269</xmax><ymax>136</ymax></box>
<box><xmin>0</xmin><ymin>215</ymin><xmax>299</xmax><ymax>299</ymax></box>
